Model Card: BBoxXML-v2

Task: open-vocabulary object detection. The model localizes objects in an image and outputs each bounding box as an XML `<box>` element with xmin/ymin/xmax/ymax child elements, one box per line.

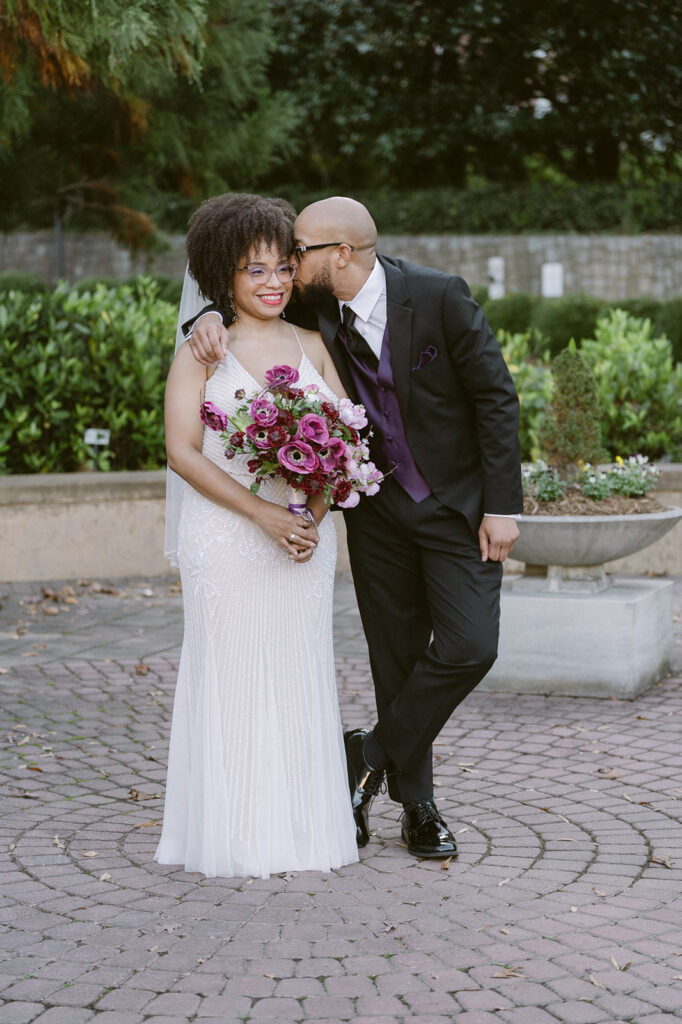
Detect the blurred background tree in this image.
<box><xmin>0</xmin><ymin>0</ymin><xmax>296</xmax><ymax>244</ymax></box>
<box><xmin>0</xmin><ymin>0</ymin><xmax>680</xmax><ymax>237</ymax></box>
<box><xmin>266</xmin><ymin>0</ymin><xmax>681</xmax><ymax>190</ymax></box>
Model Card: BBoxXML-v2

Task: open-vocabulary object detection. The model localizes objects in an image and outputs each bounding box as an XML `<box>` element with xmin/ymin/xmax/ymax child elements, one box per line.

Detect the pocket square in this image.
<box><xmin>413</xmin><ymin>345</ymin><xmax>438</xmax><ymax>371</ymax></box>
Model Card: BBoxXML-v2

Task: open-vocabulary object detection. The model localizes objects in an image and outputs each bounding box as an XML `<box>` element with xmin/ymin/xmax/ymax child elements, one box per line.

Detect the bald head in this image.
<box><xmin>296</xmin><ymin>196</ymin><xmax>377</xmax><ymax>254</ymax></box>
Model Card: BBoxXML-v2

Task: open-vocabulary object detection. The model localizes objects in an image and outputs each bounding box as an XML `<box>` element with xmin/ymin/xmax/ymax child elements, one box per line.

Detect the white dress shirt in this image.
<box><xmin>338</xmin><ymin>259</ymin><xmax>387</xmax><ymax>361</ymax></box>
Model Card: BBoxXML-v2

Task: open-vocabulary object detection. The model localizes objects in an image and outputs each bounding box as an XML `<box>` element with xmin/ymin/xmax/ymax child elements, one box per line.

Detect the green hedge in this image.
<box><xmin>0</xmin><ymin>280</ymin><xmax>175</xmax><ymax>474</ymax></box>
<box><xmin>500</xmin><ymin>312</ymin><xmax>682</xmax><ymax>463</ymax></box>
<box><xmin>2</xmin><ymin>282</ymin><xmax>681</xmax><ymax>473</ymax></box>
<box><xmin>482</xmin><ymin>292</ymin><xmax>682</xmax><ymax>363</ymax></box>
<box><xmin>276</xmin><ymin>182</ymin><xmax>682</xmax><ymax>236</ymax></box>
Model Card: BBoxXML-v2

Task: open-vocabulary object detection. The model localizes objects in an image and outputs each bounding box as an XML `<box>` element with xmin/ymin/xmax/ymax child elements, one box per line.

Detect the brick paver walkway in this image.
<box><xmin>1</xmin><ymin>573</ymin><xmax>681</xmax><ymax>1023</ymax></box>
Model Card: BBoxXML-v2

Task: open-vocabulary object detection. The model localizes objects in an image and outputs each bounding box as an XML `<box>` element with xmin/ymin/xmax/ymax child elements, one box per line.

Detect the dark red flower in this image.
<box><xmin>247</xmin><ymin>458</ymin><xmax>263</xmax><ymax>474</ymax></box>
<box><xmin>268</xmin><ymin>425</ymin><xmax>289</xmax><ymax>446</ymax></box>
<box><xmin>334</xmin><ymin>480</ymin><xmax>352</xmax><ymax>502</ymax></box>
<box><xmin>277</xmin><ymin>410</ymin><xmax>296</xmax><ymax>428</ymax></box>
<box><xmin>229</xmin><ymin>431</ymin><xmax>245</xmax><ymax>448</ymax></box>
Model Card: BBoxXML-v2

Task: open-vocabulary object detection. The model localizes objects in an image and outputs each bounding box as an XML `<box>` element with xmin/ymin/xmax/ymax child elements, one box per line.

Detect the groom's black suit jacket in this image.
<box><xmin>187</xmin><ymin>254</ymin><xmax>523</xmax><ymax>534</ymax></box>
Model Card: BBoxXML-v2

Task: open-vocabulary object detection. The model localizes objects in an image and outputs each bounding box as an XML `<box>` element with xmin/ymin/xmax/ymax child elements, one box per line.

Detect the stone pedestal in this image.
<box><xmin>482</xmin><ymin>575</ymin><xmax>674</xmax><ymax>699</ymax></box>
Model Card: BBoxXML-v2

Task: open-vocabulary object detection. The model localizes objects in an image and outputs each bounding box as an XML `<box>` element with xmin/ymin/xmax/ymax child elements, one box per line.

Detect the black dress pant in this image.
<box><xmin>344</xmin><ymin>478</ymin><xmax>503</xmax><ymax>804</ymax></box>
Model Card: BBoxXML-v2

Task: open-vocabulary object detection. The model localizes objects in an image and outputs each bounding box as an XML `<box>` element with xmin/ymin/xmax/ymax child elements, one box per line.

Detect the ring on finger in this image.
<box><xmin>289</xmin><ymin>533</ymin><xmax>296</xmax><ymax>542</ymax></box>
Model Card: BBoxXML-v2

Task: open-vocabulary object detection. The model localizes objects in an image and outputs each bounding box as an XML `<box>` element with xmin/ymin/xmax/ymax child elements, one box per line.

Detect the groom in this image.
<box><xmin>185</xmin><ymin>196</ymin><xmax>522</xmax><ymax>858</ymax></box>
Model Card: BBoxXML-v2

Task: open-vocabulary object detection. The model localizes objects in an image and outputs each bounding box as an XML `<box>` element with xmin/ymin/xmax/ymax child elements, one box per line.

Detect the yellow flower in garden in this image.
<box><xmin>616</xmin><ymin>455</ymin><xmax>624</xmax><ymax>466</ymax></box>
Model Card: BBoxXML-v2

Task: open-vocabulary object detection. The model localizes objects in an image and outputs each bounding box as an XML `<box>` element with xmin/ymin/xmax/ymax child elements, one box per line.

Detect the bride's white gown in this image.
<box><xmin>155</xmin><ymin>341</ymin><xmax>358</xmax><ymax>878</ymax></box>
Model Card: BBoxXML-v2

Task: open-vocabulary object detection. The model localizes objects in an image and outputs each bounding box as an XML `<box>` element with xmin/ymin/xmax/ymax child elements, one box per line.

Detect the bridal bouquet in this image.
<box><xmin>200</xmin><ymin>364</ymin><xmax>383</xmax><ymax>509</ymax></box>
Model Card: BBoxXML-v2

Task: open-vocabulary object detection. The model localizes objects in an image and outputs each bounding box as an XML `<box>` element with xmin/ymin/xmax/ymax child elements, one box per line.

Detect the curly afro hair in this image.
<box><xmin>186</xmin><ymin>193</ymin><xmax>296</xmax><ymax>311</ymax></box>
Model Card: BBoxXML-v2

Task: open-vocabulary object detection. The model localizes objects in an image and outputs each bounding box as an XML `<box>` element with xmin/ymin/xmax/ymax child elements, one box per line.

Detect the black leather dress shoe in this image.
<box><xmin>400</xmin><ymin>801</ymin><xmax>458</xmax><ymax>858</ymax></box>
<box><xmin>344</xmin><ymin>729</ymin><xmax>385</xmax><ymax>848</ymax></box>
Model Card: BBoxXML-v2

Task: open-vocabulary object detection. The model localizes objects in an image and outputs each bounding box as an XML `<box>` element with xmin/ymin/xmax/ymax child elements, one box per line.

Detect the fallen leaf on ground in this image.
<box><xmin>441</xmin><ymin>857</ymin><xmax>452</xmax><ymax>870</ymax></box>
<box><xmin>53</xmin><ymin>835</ymin><xmax>65</xmax><ymax>849</ymax></box>
<box><xmin>492</xmin><ymin>968</ymin><xmax>525</xmax><ymax>979</ymax></box>
<box><xmin>129</xmin><ymin>788</ymin><xmax>161</xmax><ymax>801</ymax></box>
<box><xmin>597</xmin><ymin>768</ymin><xmax>622</xmax><ymax>779</ymax></box>
<box><xmin>98</xmin><ymin>872</ymin><xmax>111</xmax><ymax>882</ymax></box>
<box><xmin>620</xmin><ymin>792</ymin><xmax>635</xmax><ymax>803</ymax></box>
<box><xmin>41</xmin><ymin>605</ymin><xmax>59</xmax><ymax>616</ymax></box>
<box><xmin>589</xmin><ymin>974</ymin><xmax>606</xmax><ymax>989</ymax></box>
<box><xmin>26</xmin><ymin>765</ymin><xmax>42</xmax><ymax>772</ymax></box>
<box><xmin>610</xmin><ymin>956</ymin><xmax>631</xmax><ymax>971</ymax></box>
<box><xmin>81</xmin><ymin>850</ymin><xmax>97</xmax><ymax>858</ymax></box>
<box><xmin>650</xmin><ymin>856</ymin><xmax>672</xmax><ymax>868</ymax></box>
<box><xmin>382</xmin><ymin>922</ymin><xmax>396</xmax><ymax>932</ymax></box>
<box><xmin>497</xmin><ymin>878</ymin><xmax>511</xmax><ymax>887</ymax></box>
<box><xmin>135</xmin><ymin>664</ymin><xmax>150</xmax><ymax>675</ymax></box>
<box><xmin>134</xmin><ymin>821</ymin><xmax>158</xmax><ymax>828</ymax></box>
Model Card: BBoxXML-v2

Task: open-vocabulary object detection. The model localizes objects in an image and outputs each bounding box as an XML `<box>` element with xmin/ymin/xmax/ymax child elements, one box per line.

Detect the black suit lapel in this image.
<box><xmin>381</xmin><ymin>257</ymin><xmax>413</xmax><ymax>423</ymax></box>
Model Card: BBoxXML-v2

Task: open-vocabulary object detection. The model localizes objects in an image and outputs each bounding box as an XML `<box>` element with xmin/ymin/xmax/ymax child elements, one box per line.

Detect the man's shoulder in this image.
<box><xmin>379</xmin><ymin>254</ymin><xmax>472</xmax><ymax>301</ymax></box>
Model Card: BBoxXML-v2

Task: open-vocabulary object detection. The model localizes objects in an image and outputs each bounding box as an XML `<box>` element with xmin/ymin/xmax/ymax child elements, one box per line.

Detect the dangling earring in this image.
<box><xmin>280</xmin><ymin>307</ymin><xmax>287</xmax><ymax>320</ymax></box>
<box><xmin>227</xmin><ymin>292</ymin><xmax>239</xmax><ymax>324</ymax></box>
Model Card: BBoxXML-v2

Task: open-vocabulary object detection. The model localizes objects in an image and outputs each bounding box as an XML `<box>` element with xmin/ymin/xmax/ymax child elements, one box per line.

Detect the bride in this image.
<box><xmin>155</xmin><ymin>193</ymin><xmax>358</xmax><ymax>878</ymax></box>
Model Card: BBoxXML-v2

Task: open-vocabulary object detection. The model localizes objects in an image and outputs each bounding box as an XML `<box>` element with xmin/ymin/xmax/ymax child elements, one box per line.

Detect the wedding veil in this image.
<box><xmin>163</xmin><ymin>264</ymin><xmax>209</xmax><ymax>566</ymax></box>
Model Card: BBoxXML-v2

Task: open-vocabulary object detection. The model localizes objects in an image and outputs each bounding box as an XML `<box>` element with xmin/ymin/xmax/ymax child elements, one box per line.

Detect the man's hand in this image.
<box><xmin>478</xmin><ymin>515</ymin><xmax>520</xmax><ymax>563</ymax></box>
<box><xmin>188</xmin><ymin>312</ymin><xmax>230</xmax><ymax>365</ymax></box>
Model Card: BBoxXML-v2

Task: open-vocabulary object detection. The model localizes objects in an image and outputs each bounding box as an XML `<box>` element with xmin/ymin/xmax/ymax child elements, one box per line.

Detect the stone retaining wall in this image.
<box><xmin>2</xmin><ymin>230</ymin><xmax>681</xmax><ymax>300</ymax></box>
<box><xmin>1</xmin><ymin>467</ymin><xmax>680</xmax><ymax>583</ymax></box>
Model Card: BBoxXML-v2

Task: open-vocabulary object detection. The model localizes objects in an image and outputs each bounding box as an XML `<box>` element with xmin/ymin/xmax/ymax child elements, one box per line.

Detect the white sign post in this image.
<box><xmin>83</xmin><ymin>428</ymin><xmax>111</xmax><ymax>470</ymax></box>
<box><xmin>541</xmin><ymin>262</ymin><xmax>564</xmax><ymax>298</ymax></box>
<box><xmin>487</xmin><ymin>256</ymin><xmax>505</xmax><ymax>299</ymax></box>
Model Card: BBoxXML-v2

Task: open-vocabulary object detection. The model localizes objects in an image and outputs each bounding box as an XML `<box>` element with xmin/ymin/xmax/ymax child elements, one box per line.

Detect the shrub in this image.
<box><xmin>275</xmin><ymin>182</ymin><xmax>682</xmax><ymax>234</ymax></box>
<box><xmin>72</xmin><ymin>274</ymin><xmax>183</xmax><ymax>306</ymax></box>
<box><xmin>580</xmin><ymin>309</ymin><xmax>682</xmax><ymax>461</ymax></box>
<box><xmin>530</xmin><ymin>295</ymin><xmax>605</xmax><ymax>357</ymax></box>
<box><xmin>0</xmin><ymin>271</ymin><xmax>48</xmax><ymax>295</ymax></box>
<box><xmin>497</xmin><ymin>329</ymin><xmax>553</xmax><ymax>461</ymax></box>
<box><xmin>537</xmin><ymin>343</ymin><xmax>607</xmax><ymax>475</ymax></box>
<box><xmin>0</xmin><ymin>279</ymin><xmax>176</xmax><ymax>474</ymax></box>
<box><xmin>611</xmin><ymin>297</ymin><xmax>661</xmax><ymax>324</ymax></box>
<box><xmin>654</xmin><ymin>296</ymin><xmax>682</xmax><ymax>365</ymax></box>
<box><xmin>483</xmin><ymin>293</ymin><xmax>538</xmax><ymax>339</ymax></box>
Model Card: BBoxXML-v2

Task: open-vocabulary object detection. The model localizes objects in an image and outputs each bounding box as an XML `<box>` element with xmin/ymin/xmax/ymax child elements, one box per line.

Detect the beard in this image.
<box><xmin>294</xmin><ymin>262</ymin><xmax>336</xmax><ymax>306</ymax></box>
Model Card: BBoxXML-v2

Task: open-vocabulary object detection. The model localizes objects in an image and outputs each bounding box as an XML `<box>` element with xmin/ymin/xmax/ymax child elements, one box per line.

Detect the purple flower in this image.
<box><xmin>200</xmin><ymin>401</ymin><xmax>229</xmax><ymax>432</ymax></box>
<box><xmin>264</xmin><ymin>364</ymin><xmax>300</xmax><ymax>387</ymax></box>
<box><xmin>338</xmin><ymin>398</ymin><xmax>368</xmax><ymax>430</ymax></box>
<box><xmin>295</xmin><ymin>413</ymin><xmax>330</xmax><ymax>446</ymax></box>
<box><xmin>413</xmin><ymin>345</ymin><xmax>438</xmax><ymax>371</ymax></box>
<box><xmin>250</xmin><ymin>397</ymin><xmax>278</xmax><ymax>427</ymax></box>
<box><xmin>317</xmin><ymin>437</ymin><xmax>347</xmax><ymax>472</ymax></box>
<box><xmin>245</xmin><ymin>423</ymin><xmax>272</xmax><ymax>449</ymax></box>
<box><xmin>234</xmin><ymin>389</ymin><xmax>246</xmax><ymax>400</ymax></box>
<box><xmin>277</xmin><ymin>441</ymin><xmax>319</xmax><ymax>474</ymax></box>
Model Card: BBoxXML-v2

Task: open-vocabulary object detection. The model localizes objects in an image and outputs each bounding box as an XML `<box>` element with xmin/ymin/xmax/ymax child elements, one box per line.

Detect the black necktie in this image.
<box><xmin>341</xmin><ymin>304</ymin><xmax>379</xmax><ymax>372</ymax></box>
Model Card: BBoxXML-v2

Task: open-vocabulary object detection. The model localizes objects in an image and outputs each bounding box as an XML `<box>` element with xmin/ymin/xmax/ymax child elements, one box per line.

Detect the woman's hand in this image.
<box><xmin>251</xmin><ymin>499</ymin><xmax>320</xmax><ymax>559</ymax></box>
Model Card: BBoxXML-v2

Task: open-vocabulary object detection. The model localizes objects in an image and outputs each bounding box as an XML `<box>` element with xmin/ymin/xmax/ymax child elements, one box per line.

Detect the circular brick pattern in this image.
<box><xmin>1</xmin><ymin>577</ymin><xmax>682</xmax><ymax>1022</ymax></box>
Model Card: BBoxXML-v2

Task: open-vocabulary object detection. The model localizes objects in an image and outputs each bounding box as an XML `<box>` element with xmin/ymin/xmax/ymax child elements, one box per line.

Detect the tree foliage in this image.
<box><xmin>0</xmin><ymin>0</ymin><xmax>296</xmax><ymax>242</ymax></box>
<box><xmin>267</xmin><ymin>0</ymin><xmax>682</xmax><ymax>188</ymax></box>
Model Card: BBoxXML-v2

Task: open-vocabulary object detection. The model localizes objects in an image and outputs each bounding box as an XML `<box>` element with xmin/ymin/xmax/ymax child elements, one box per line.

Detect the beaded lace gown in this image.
<box><xmin>154</xmin><ymin>339</ymin><xmax>358</xmax><ymax>878</ymax></box>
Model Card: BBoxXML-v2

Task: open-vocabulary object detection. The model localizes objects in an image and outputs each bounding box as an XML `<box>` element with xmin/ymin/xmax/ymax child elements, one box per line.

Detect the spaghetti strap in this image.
<box><xmin>286</xmin><ymin>321</ymin><xmax>305</xmax><ymax>355</ymax></box>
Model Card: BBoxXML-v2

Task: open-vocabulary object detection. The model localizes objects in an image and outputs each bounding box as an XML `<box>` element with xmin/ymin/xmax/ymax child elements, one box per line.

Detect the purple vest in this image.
<box><xmin>340</xmin><ymin>323</ymin><xmax>430</xmax><ymax>503</ymax></box>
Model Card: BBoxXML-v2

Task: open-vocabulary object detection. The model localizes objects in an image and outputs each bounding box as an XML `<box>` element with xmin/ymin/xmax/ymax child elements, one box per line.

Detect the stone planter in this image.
<box><xmin>511</xmin><ymin>505</ymin><xmax>682</xmax><ymax>593</ymax></box>
<box><xmin>486</xmin><ymin>505</ymin><xmax>682</xmax><ymax>698</ymax></box>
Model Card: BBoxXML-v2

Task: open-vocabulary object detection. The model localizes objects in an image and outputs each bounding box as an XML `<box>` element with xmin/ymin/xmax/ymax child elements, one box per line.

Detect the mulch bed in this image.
<box><xmin>522</xmin><ymin>492</ymin><xmax>668</xmax><ymax>516</ymax></box>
